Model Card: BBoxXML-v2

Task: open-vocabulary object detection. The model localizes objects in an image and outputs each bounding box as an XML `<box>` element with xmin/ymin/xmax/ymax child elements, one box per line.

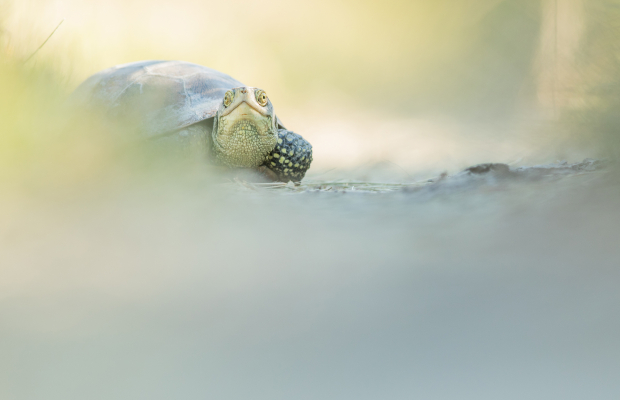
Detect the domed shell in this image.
<box><xmin>72</xmin><ymin>60</ymin><xmax>245</xmax><ymax>137</ymax></box>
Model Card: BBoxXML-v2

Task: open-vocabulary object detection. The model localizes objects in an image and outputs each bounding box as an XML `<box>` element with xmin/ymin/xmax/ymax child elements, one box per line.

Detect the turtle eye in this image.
<box><xmin>255</xmin><ymin>90</ymin><xmax>268</xmax><ymax>107</ymax></box>
<box><xmin>223</xmin><ymin>90</ymin><xmax>234</xmax><ymax>107</ymax></box>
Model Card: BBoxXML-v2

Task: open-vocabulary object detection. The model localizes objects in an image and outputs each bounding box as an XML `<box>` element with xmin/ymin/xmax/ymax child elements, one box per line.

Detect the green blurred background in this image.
<box><xmin>1</xmin><ymin>0</ymin><xmax>619</xmax><ymax>178</ymax></box>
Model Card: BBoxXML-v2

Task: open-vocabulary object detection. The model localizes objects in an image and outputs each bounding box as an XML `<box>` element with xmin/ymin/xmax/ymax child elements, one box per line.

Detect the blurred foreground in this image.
<box><xmin>1</xmin><ymin>157</ymin><xmax>619</xmax><ymax>400</ymax></box>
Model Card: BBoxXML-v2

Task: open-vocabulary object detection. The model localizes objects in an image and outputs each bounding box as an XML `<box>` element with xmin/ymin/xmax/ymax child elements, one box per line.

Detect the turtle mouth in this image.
<box><xmin>221</xmin><ymin>99</ymin><xmax>269</xmax><ymax>117</ymax></box>
<box><xmin>218</xmin><ymin>102</ymin><xmax>275</xmax><ymax>139</ymax></box>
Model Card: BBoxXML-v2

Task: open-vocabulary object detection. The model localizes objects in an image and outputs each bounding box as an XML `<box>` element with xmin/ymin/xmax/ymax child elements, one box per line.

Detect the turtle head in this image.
<box><xmin>212</xmin><ymin>87</ymin><xmax>278</xmax><ymax>167</ymax></box>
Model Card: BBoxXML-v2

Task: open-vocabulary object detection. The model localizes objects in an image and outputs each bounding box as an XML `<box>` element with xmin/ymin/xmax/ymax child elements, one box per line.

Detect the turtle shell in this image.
<box><xmin>72</xmin><ymin>60</ymin><xmax>248</xmax><ymax>137</ymax></box>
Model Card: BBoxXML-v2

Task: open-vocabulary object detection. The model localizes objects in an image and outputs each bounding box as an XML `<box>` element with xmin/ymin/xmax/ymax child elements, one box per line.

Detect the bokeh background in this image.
<box><xmin>2</xmin><ymin>0</ymin><xmax>619</xmax><ymax>176</ymax></box>
<box><xmin>1</xmin><ymin>1</ymin><xmax>620</xmax><ymax>399</ymax></box>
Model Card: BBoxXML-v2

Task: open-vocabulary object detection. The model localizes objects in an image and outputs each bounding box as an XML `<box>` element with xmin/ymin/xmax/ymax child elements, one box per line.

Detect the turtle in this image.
<box><xmin>71</xmin><ymin>60</ymin><xmax>313</xmax><ymax>182</ymax></box>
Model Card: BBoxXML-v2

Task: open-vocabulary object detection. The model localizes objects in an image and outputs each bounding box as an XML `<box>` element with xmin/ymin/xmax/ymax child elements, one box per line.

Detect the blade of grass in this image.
<box><xmin>24</xmin><ymin>19</ymin><xmax>64</xmax><ymax>63</ymax></box>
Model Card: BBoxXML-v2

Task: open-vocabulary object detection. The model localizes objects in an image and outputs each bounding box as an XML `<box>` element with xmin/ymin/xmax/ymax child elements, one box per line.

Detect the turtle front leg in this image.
<box><xmin>255</xmin><ymin>165</ymin><xmax>280</xmax><ymax>181</ymax></box>
<box><xmin>263</xmin><ymin>129</ymin><xmax>313</xmax><ymax>182</ymax></box>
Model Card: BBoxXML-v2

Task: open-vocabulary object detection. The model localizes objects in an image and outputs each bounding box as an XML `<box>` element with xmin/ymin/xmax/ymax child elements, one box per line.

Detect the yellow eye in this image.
<box><xmin>255</xmin><ymin>90</ymin><xmax>268</xmax><ymax>106</ymax></box>
<box><xmin>223</xmin><ymin>90</ymin><xmax>234</xmax><ymax>107</ymax></box>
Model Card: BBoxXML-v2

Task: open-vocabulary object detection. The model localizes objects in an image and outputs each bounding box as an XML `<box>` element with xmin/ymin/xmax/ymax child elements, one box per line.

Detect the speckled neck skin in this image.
<box><xmin>212</xmin><ymin>87</ymin><xmax>278</xmax><ymax>168</ymax></box>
